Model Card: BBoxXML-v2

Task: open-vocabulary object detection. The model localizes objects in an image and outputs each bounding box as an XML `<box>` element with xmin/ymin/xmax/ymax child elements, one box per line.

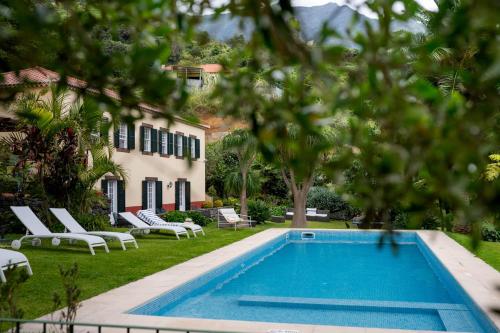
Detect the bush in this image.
<box><xmin>393</xmin><ymin>210</ymin><xmax>409</xmax><ymax>229</ymax></box>
<box><xmin>421</xmin><ymin>213</ymin><xmax>440</xmax><ymax>230</ymax></box>
<box><xmin>0</xmin><ymin>175</ymin><xmax>18</xmax><ymax>193</ymax></box>
<box><xmin>201</xmin><ymin>201</ymin><xmax>213</xmax><ymax>208</ymax></box>
<box><xmin>213</xmin><ymin>199</ymin><xmax>223</xmax><ymax>207</ymax></box>
<box><xmin>223</xmin><ymin>196</ymin><xmax>239</xmax><ymax>207</ymax></box>
<box><xmin>162</xmin><ymin>210</ymin><xmax>213</xmax><ymax>226</ymax></box>
<box><xmin>248</xmin><ymin>200</ymin><xmax>270</xmax><ymax>224</ymax></box>
<box><xmin>269</xmin><ymin>205</ymin><xmax>287</xmax><ymax>216</ymax></box>
<box><xmin>481</xmin><ymin>223</ymin><xmax>500</xmax><ymax>242</ymax></box>
<box><xmin>186</xmin><ymin>211</ymin><xmax>213</xmax><ymax>226</ymax></box>
<box><xmin>162</xmin><ymin>210</ymin><xmax>187</xmax><ymax>223</ymax></box>
<box><xmin>306</xmin><ymin>187</ymin><xmax>356</xmax><ymax>220</ymax></box>
<box><xmin>73</xmin><ymin>212</ymin><xmax>109</xmax><ymax>231</ymax></box>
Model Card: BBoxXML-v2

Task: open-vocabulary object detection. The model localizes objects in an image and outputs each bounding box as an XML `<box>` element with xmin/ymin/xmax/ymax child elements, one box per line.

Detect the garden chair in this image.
<box><xmin>137</xmin><ymin>209</ymin><xmax>205</xmax><ymax>237</ymax></box>
<box><xmin>50</xmin><ymin>208</ymin><xmax>138</xmax><ymax>250</ymax></box>
<box><xmin>217</xmin><ymin>208</ymin><xmax>253</xmax><ymax>230</ymax></box>
<box><xmin>0</xmin><ymin>249</ymin><xmax>33</xmax><ymax>283</ymax></box>
<box><xmin>10</xmin><ymin>206</ymin><xmax>108</xmax><ymax>255</ymax></box>
<box><xmin>119</xmin><ymin>212</ymin><xmax>189</xmax><ymax>240</ymax></box>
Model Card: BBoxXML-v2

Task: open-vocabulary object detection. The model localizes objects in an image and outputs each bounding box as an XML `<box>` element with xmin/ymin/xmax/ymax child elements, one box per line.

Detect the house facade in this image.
<box><xmin>0</xmin><ymin>67</ymin><xmax>207</xmax><ymax>215</ymax></box>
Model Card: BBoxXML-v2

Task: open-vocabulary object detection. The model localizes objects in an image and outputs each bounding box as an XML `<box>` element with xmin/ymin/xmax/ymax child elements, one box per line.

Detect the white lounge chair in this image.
<box><xmin>50</xmin><ymin>208</ymin><xmax>138</xmax><ymax>251</ymax></box>
<box><xmin>10</xmin><ymin>206</ymin><xmax>109</xmax><ymax>255</ymax></box>
<box><xmin>217</xmin><ymin>208</ymin><xmax>253</xmax><ymax>230</ymax></box>
<box><xmin>0</xmin><ymin>249</ymin><xmax>33</xmax><ymax>283</ymax></box>
<box><xmin>137</xmin><ymin>210</ymin><xmax>205</xmax><ymax>237</ymax></box>
<box><xmin>119</xmin><ymin>212</ymin><xmax>189</xmax><ymax>240</ymax></box>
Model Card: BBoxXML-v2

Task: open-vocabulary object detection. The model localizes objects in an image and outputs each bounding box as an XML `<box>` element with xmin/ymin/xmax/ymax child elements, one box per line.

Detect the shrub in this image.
<box><xmin>269</xmin><ymin>205</ymin><xmax>287</xmax><ymax>216</ymax></box>
<box><xmin>0</xmin><ymin>175</ymin><xmax>18</xmax><ymax>194</ymax></box>
<box><xmin>306</xmin><ymin>187</ymin><xmax>355</xmax><ymax>220</ymax></box>
<box><xmin>481</xmin><ymin>223</ymin><xmax>500</xmax><ymax>242</ymax></box>
<box><xmin>73</xmin><ymin>212</ymin><xmax>109</xmax><ymax>231</ymax></box>
<box><xmin>223</xmin><ymin>196</ymin><xmax>239</xmax><ymax>207</ymax></box>
<box><xmin>248</xmin><ymin>200</ymin><xmax>270</xmax><ymax>224</ymax></box>
<box><xmin>186</xmin><ymin>211</ymin><xmax>213</xmax><ymax>226</ymax></box>
<box><xmin>163</xmin><ymin>210</ymin><xmax>186</xmax><ymax>223</ymax></box>
<box><xmin>213</xmin><ymin>199</ymin><xmax>223</xmax><ymax>207</ymax></box>
<box><xmin>201</xmin><ymin>201</ymin><xmax>213</xmax><ymax>208</ymax></box>
<box><xmin>162</xmin><ymin>210</ymin><xmax>213</xmax><ymax>226</ymax></box>
<box><xmin>421</xmin><ymin>214</ymin><xmax>440</xmax><ymax>230</ymax></box>
<box><xmin>393</xmin><ymin>210</ymin><xmax>409</xmax><ymax>229</ymax></box>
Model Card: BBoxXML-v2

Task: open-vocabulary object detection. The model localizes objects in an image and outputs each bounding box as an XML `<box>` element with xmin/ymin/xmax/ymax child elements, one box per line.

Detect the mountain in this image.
<box><xmin>199</xmin><ymin>3</ymin><xmax>423</xmax><ymax>45</ymax></box>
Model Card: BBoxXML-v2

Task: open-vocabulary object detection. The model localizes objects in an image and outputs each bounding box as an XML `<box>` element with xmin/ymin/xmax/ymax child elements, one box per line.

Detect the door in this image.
<box><xmin>107</xmin><ymin>180</ymin><xmax>118</xmax><ymax>214</ymax></box>
<box><xmin>178</xmin><ymin>180</ymin><xmax>186</xmax><ymax>211</ymax></box>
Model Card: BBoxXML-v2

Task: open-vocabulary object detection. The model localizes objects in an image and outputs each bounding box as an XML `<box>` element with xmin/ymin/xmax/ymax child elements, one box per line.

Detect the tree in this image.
<box><xmin>277</xmin><ymin>125</ymin><xmax>334</xmax><ymax>228</ymax></box>
<box><xmin>222</xmin><ymin>129</ymin><xmax>258</xmax><ymax>218</ymax></box>
<box><xmin>3</xmin><ymin>88</ymin><xmax>126</xmax><ymax>216</ymax></box>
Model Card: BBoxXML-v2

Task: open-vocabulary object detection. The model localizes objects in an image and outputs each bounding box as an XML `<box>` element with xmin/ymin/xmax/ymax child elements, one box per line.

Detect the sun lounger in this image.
<box><xmin>118</xmin><ymin>212</ymin><xmax>189</xmax><ymax>240</ymax></box>
<box><xmin>50</xmin><ymin>208</ymin><xmax>138</xmax><ymax>250</ymax></box>
<box><xmin>10</xmin><ymin>206</ymin><xmax>109</xmax><ymax>255</ymax></box>
<box><xmin>0</xmin><ymin>249</ymin><xmax>33</xmax><ymax>283</ymax></box>
<box><xmin>217</xmin><ymin>208</ymin><xmax>253</xmax><ymax>229</ymax></box>
<box><xmin>137</xmin><ymin>209</ymin><xmax>205</xmax><ymax>237</ymax></box>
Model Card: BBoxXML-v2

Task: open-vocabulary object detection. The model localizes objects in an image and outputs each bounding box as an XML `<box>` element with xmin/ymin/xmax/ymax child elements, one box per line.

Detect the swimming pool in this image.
<box><xmin>130</xmin><ymin>231</ymin><xmax>497</xmax><ymax>332</ymax></box>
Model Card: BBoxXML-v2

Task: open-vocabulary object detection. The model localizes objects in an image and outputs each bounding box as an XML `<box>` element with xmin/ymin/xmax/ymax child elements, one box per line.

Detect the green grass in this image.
<box><xmin>446</xmin><ymin>232</ymin><xmax>500</xmax><ymax>272</ymax></box>
<box><xmin>1</xmin><ymin>220</ymin><xmax>348</xmax><ymax>319</ymax></box>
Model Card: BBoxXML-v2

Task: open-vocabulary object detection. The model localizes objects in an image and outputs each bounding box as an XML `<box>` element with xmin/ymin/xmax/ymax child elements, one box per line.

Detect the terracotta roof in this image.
<box><xmin>161</xmin><ymin>64</ymin><xmax>223</xmax><ymax>73</ymax></box>
<box><xmin>0</xmin><ymin>67</ymin><xmax>209</xmax><ymax>129</ymax></box>
<box><xmin>198</xmin><ymin>64</ymin><xmax>223</xmax><ymax>73</ymax></box>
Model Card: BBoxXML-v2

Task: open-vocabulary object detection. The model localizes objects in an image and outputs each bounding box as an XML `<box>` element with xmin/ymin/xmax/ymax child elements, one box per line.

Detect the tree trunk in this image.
<box><xmin>291</xmin><ymin>190</ymin><xmax>307</xmax><ymax>228</ymax></box>
<box><xmin>240</xmin><ymin>169</ymin><xmax>248</xmax><ymax>218</ymax></box>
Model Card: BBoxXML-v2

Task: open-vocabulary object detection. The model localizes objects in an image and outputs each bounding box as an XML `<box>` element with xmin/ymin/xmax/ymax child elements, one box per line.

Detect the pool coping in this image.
<box><xmin>38</xmin><ymin>229</ymin><xmax>500</xmax><ymax>333</ymax></box>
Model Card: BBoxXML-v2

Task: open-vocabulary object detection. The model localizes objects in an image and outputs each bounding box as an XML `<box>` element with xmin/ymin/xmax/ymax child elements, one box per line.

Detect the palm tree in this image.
<box><xmin>3</xmin><ymin>87</ymin><xmax>126</xmax><ymax>214</ymax></box>
<box><xmin>222</xmin><ymin>129</ymin><xmax>258</xmax><ymax>218</ymax></box>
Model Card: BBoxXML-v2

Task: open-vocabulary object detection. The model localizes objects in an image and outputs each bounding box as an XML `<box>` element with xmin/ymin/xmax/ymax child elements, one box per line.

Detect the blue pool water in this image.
<box><xmin>130</xmin><ymin>231</ymin><xmax>497</xmax><ymax>332</ymax></box>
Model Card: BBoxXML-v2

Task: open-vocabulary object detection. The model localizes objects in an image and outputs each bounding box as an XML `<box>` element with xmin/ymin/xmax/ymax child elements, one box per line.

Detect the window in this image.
<box><xmin>177</xmin><ymin>135</ymin><xmax>183</xmax><ymax>157</ymax></box>
<box><xmin>191</xmin><ymin>137</ymin><xmax>196</xmax><ymax>158</ymax></box>
<box><xmin>119</xmin><ymin>122</ymin><xmax>128</xmax><ymax>149</ymax></box>
<box><xmin>144</xmin><ymin>127</ymin><xmax>151</xmax><ymax>152</ymax></box>
<box><xmin>146</xmin><ymin>181</ymin><xmax>155</xmax><ymax>211</ymax></box>
<box><xmin>161</xmin><ymin>131</ymin><xmax>168</xmax><ymax>155</ymax></box>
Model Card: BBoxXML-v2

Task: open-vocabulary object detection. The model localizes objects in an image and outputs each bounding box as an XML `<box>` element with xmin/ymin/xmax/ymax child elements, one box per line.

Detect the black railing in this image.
<box><xmin>0</xmin><ymin>318</ymin><xmax>243</xmax><ymax>333</ymax></box>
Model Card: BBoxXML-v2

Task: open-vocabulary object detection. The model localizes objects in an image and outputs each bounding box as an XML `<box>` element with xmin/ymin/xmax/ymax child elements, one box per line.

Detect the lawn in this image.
<box><xmin>1</xmin><ymin>220</ymin><xmax>348</xmax><ymax>319</ymax></box>
<box><xmin>446</xmin><ymin>232</ymin><xmax>500</xmax><ymax>272</ymax></box>
<box><xmin>2</xmin><ymin>220</ymin><xmax>497</xmax><ymax>320</ymax></box>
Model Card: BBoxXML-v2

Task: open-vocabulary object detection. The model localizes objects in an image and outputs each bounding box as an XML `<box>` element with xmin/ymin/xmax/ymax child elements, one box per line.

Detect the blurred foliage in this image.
<box><xmin>0</xmin><ymin>0</ymin><xmax>498</xmax><ymax>239</ymax></box>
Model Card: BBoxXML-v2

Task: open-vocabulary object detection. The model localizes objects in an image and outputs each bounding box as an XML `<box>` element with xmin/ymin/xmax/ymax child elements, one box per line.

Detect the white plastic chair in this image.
<box><xmin>50</xmin><ymin>208</ymin><xmax>138</xmax><ymax>250</ymax></box>
<box><xmin>10</xmin><ymin>206</ymin><xmax>109</xmax><ymax>255</ymax></box>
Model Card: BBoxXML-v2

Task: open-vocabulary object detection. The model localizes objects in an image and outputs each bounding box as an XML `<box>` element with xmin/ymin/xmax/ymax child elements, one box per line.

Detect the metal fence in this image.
<box><xmin>0</xmin><ymin>318</ymin><xmax>244</xmax><ymax>333</ymax></box>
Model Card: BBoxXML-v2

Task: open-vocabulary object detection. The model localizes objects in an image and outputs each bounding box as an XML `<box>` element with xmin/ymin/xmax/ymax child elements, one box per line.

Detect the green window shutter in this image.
<box><xmin>155</xmin><ymin>181</ymin><xmax>163</xmax><ymax>212</ymax></box>
<box><xmin>158</xmin><ymin>131</ymin><xmax>163</xmax><ymax>154</ymax></box>
<box><xmin>182</xmin><ymin>136</ymin><xmax>188</xmax><ymax>157</ymax></box>
<box><xmin>151</xmin><ymin>129</ymin><xmax>158</xmax><ymax>153</ymax></box>
<box><xmin>174</xmin><ymin>181</ymin><xmax>179</xmax><ymax>211</ymax></box>
<box><xmin>117</xmin><ymin>180</ymin><xmax>126</xmax><ymax>212</ymax></box>
<box><xmin>113</xmin><ymin>126</ymin><xmax>120</xmax><ymax>148</ymax></box>
<box><xmin>141</xmin><ymin>180</ymin><xmax>147</xmax><ymax>209</ymax></box>
<box><xmin>195</xmin><ymin>138</ymin><xmax>200</xmax><ymax>159</ymax></box>
<box><xmin>139</xmin><ymin>126</ymin><xmax>145</xmax><ymax>152</ymax></box>
<box><xmin>127</xmin><ymin>124</ymin><xmax>135</xmax><ymax>150</ymax></box>
<box><xmin>168</xmin><ymin>132</ymin><xmax>174</xmax><ymax>155</ymax></box>
<box><xmin>100</xmin><ymin>117</ymin><xmax>109</xmax><ymax>141</ymax></box>
<box><xmin>101</xmin><ymin>179</ymin><xmax>108</xmax><ymax>195</ymax></box>
<box><xmin>185</xmin><ymin>181</ymin><xmax>191</xmax><ymax>211</ymax></box>
<box><xmin>174</xmin><ymin>134</ymin><xmax>179</xmax><ymax>156</ymax></box>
